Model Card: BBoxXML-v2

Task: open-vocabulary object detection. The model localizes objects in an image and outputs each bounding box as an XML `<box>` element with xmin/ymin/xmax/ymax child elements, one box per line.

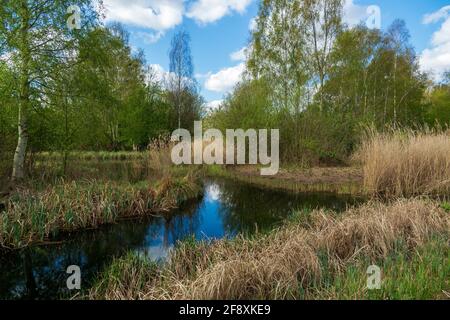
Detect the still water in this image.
<box><xmin>0</xmin><ymin>178</ymin><xmax>359</xmax><ymax>299</ymax></box>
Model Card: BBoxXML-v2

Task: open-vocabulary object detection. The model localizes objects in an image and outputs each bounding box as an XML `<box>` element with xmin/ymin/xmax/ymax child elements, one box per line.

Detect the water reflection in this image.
<box><xmin>0</xmin><ymin>178</ymin><xmax>359</xmax><ymax>299</ymax></box>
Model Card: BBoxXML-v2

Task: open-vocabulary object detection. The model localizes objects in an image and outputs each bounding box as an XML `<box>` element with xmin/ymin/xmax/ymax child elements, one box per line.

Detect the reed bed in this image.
<box><xmin>0</xmin><ymin>174</ymin><xmax>201</xmax><ymax>249</ymax></box>
<box><xmin>88</xmin><ymin>198</ymin><xmax>449</xmax><ymax>300</ymax></box>
<box><xmin>355</xmin><ymin>129</ymin><xmax>450</xmax><ymax>197</ymax></box>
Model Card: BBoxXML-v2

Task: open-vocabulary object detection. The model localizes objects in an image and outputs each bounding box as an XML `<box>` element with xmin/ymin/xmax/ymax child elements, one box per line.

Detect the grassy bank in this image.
<box><xmin>88</xmin><ymin>199</ymin><xmax>449</xmax><ymax>300</ymax></box>
<box><xmin>0</xmin><ymin>173</ymin><xmax>202</xmax><ymax>249</ymax></box>
<box><xmin>311</xmin><ymin>238</ymin><xmax>449</xmax><ymax>299</ymax></box>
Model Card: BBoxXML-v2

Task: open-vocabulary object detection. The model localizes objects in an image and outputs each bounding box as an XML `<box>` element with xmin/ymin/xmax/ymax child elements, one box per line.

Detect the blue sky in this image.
<box><xmin>100</xmin><ymin>0</ymin><xmax>450</xmax><ymax>106</ymax></box>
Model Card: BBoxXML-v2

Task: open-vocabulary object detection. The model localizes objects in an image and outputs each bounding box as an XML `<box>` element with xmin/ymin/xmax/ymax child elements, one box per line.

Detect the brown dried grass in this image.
<box><xmin>89</xmin><ymin>198</ymin><xmax>449</xmax><ymax>300</ymax></box>
<box><xmin>354</xmin><ymin>129</ymin><xmax>450</xmax><ymax>197</ymax></box>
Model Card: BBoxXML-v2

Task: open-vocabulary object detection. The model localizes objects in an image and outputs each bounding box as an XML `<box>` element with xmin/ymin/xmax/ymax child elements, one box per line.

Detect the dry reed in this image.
<box><xmin>354</xmin><ymin>129</ymin><xmax>450</xmax><ymax>197</ymax></box>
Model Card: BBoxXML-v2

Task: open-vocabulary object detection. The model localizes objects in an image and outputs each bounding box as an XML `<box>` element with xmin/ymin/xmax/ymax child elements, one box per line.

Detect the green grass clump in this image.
<box><xmin>313</xmin><ymin>238</ymin><xmax>449</xmax><ymax>300</ymax></box>
<box><xmin>89</xmin><ymin>252</ymin><xmax>160</xmax><ymax>300</ymax></box>
<box><xmin>441</xmin><ymin>202</ymin><xmax>450</xmax><ymax>212</ymax></box>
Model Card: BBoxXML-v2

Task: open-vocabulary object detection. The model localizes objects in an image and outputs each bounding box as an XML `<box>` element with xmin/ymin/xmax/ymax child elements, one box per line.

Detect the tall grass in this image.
<box><xmin>0</xmin><ymin>144</ymin><xmax>204</xmax><ymax>249</ymax></box>
<box><xmin>355</xmin><ymin>129</ymin><xmax>450</xmax><ymax>197</ymax></box>
<box><xmin>88</xmin><ymin>198</ymin><xmax>449</xmax><ymax>300</ymax></box>
<box><xmin>311</xmin><ymin>238</ymin><xmax>449</xmax><ymax>300</ymax></box>
<box><xmin>91</xmin><ymin>252</ymin><xmax>160</xmax><ymax>300</ymax></box>
<box><xmin>0</xmin><ymin>174</ymin><xmax>201</xmax><ymax>249</ymax></box>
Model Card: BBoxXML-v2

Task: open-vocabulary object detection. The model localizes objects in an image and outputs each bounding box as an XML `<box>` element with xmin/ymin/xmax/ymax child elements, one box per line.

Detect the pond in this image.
<box><xmin>0</xmin><ymin>178</ymin><xmax>360</xmax><ymax>300</ymax></box>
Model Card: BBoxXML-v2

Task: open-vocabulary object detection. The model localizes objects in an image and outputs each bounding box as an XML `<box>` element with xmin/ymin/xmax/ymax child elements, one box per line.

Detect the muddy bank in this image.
<box><xmin>210</xmin><ymin>166</ymin><xmax>363</xmax><ymax>194</ymax></box>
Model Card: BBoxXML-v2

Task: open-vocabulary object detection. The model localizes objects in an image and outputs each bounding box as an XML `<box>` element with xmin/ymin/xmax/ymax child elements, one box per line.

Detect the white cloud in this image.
<box><xmin>134</xmin><ymin>31</ymin><xmax>165</xmax><ymax>44</ymax></box>
<box><xmin>248</xmin><ymin>17</ymin><xmax>257</xmax><ymax>31</ymax></box>
<box><xmin>102</xmin><ymin>0</ymin><xmax>184</xmax><ymax>31</ymax></box>
<box><xmin>343</xmin><ymin>0</ymin><xmax>381</xmax><ymax>30</ymax></box>
<box><xmin>147</xmin><ymin>64</ymin><xmax>169</xmax><ymax>83</ymax></box>
<box><xmin>420</xmin><ymin>6</ymin><xmax>450</xmax><ymax>82</ymax></box>
<box><xmin>187</xmin><ymin>0</ymin><xmax>253</xmax><ymax>24</ymax></box>
<box><xmin>101</xmin><ymin>0</ymin><xmax>254</xmax><ymax>43</ymax></box>
<box><xmin>230</xmin><ymin>47</ymin><xmax>247</xmax><ymax>61</ymax></box>
<box><xmin>147</xmin><ymin>64</ymin><xmax>197</xmax><ymax>90</ymax></box>
<box><xmin>431</xmin><ymin>16</ymin><xmax>450</xmax><ymax>47</ymax></box>
<box><xmin>205</xmin><ymin>99</ymin><xmax>224</xmax><ymax>112</ymax></box>
<box><xmin>205</xmin><ymin>63</ymin><xmax>245</xmax><ymax>93</ymax></box>
<box><xmin>343</xmin><ymin>0</ymin><xmax>369</xmax><ymax>27</ymax></box>
<box><xmin>195</xmin><ymin>72</ymin><xmax>212</xmax><ymax>79</ymax></box>
<box><xmin>205</xmin><ymin>183</ymin><xmax>222</xmax><ymax>201</ymax></box>
<box><xmin>205</xmin><ymin>46</ymin><xmax>250</xmax><ymax>93</ymax></box>
<box><xmin>423</xmin><ymin>5</ymin><xmax>450</xmax><ymax>24</ymax></box>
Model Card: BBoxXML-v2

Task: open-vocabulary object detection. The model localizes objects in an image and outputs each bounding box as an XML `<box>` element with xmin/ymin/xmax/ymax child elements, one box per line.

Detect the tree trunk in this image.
<box><xmin>12</xmin><ymin>103</ymin><xmax>28</xmax><ymax>181</ymax></box>
<box><xmin>393</xmin><ymin>54</ymin><xmax>398</xmax><ymax>127</ymax></box>
<box><xmin>12</xmin><ymin>1</ymin><xmax>31</xmax><ymax>182</ymax></box>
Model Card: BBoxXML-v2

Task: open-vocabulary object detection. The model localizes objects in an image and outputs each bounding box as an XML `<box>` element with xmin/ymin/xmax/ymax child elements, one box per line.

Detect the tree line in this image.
<box><xmin>1</xmin><ymin>0</ymin><xmax>449</xmax><ymax>181</ymax></box>
<box><xmin>209</xmin><ymin>0</ymin><xmax>450</xmax><ymax>165</ymax></box>
<box><xmin>0</xmin><ymin>0</ymin><xmax>202</xmax><ymax>180</ymax></box>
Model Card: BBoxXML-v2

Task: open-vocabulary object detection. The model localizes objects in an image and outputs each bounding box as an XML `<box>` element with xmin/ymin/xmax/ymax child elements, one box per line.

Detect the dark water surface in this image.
<box><xmin>0</xmin><ymin>178</ymin><xmax>359</xmax><ymax>300</ymax></box>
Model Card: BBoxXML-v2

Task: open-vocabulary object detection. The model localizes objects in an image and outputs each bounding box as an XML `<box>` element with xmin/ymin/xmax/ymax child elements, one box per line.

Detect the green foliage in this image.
<box><xmin>0</xmin><ymin>3</ymin><xmax>205</xmax><ymax>181</ymax></box>
<box><xmin>206</xmin><ymin>2</ymin><xmax>445</xmax><ymax>167</ymax></box>
<box><xmin>68</xmin><ymin>25</ymin><xmax>171</xmax><ymax>151</ymax></box>
<box><xmin>426</xmin><ymin>86</ymin><xmax>450</xmax><ymax>127</ymax></box>
<box><xmin>0</xmin><ymin>21</ymin><xmax>200</xmax><ymax>180</ymax></box>
<box><xmin>281</xmin><ymin>108</ymin><xmax>358</xmax><ymax>164</ymax></box>
<box><xmin>0</xmin><ymin>0</ymin><xmax>449</xmax><ymax>179</ymax></box>
<box><xmin>0</xmin><ymin>62</ymin><xmax>16</xmax><ymax>178</ymax></box>
<box><xmin>208</xmin><ymin>77</ymin><xmax>359</xmax><ymax>165</ymax></box>
<box><xmin>441</xmin><ymin>202</ymin><xmax>450</xmax><ymax>212</ymax></box>
<box><xmin>324</xmin><ymin>22</ymin><xmax>429</xmax><ymax>128</ymax></box>
<box><xmin>208</xmin><ymin>78</ymin><xmax>275</xmax><ymax>130</ymax></box>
